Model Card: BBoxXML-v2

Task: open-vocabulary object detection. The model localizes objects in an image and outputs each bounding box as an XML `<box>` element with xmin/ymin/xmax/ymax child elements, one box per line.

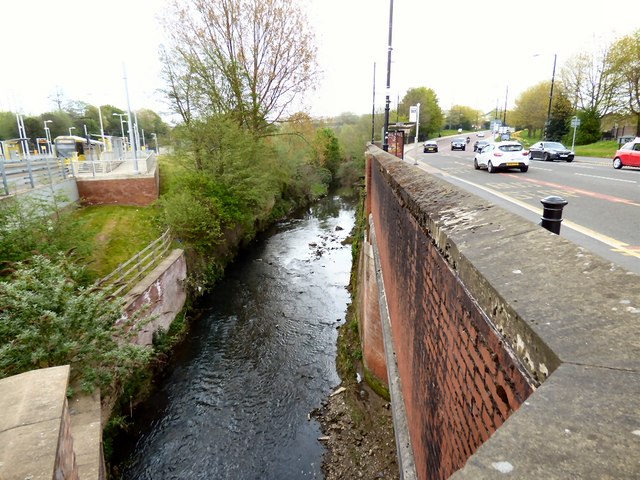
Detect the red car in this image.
<box><xmin>613</xmin><ymin>137</ymin><xmax>640</xmax><ymax>169</ymax></box>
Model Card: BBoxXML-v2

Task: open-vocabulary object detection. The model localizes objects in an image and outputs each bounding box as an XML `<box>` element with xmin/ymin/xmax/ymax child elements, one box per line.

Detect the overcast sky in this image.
<box><xmin>1</xmin><ymin>0</ymin><xmax>636</xmax><ymax>122</ymax></box>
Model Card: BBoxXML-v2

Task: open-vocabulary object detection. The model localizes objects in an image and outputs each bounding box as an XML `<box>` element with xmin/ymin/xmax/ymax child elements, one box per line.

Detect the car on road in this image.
<box><xmin>451</xmin><ymin>137</ymin><xmax>466</xmax><ymax>151</ymax></box>
<box><xmin>477</xmin><ymin>132</ymin><xmax>485</xmax><ymax>137</ymax></box>
<box><xmin>612</xmin><ymin>137</ymin><xmax>640</xmax><ymax>169</ymax></box>
<box><xmin>528</xmin><ymin>141</ymin><xmax>575</xmax><ymax>162</ymax></box>
<box><xmin>423</xmin><ymin>140</ymin><xmax>438</xmax><ymax>153</ymax></box>
<box><xmin>473</xmin><ymin>140</ymin><xmax>490</xmax><ymax>152</ymax></box>
<box><xmin>474</xmin><ymin>141</ymin><xmax>529</xmax><ymax>173</ymax></box>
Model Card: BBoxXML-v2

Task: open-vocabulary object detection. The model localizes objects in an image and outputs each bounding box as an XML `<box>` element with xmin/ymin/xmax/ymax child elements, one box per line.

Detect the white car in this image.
<box><xmin>473</xmin><ymin>141</ymin><xmax>529</xmax><ymax>173</ymax></box>
<box><xmin>477</xmin><ymin>132</ymin><xmax>485</xmax><ymax>137</ymax></box>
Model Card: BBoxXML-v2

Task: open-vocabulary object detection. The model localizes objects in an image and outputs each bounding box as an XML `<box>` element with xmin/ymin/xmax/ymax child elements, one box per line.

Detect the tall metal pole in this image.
<box><xmin>382</xmin><ymin>0</ymin><xmax>394</xmax><ymax>152</ymax></box>
<box><xmin>97</xmin><ymin>105</ymin><xmax>106</xmax><ymax>152</ymax></box>
<box><xmin>414</xmin><ymin>103</ymin><xmax>420</xmax><ymax>165</ymax></box>
<box><xmin>545</xmin><ymin>53</ymin><xmax>557</xmax><ymax>140</ymax></box>
<box><xmin>371</xmin><ymin>62</ymin><xmax>376</xmax><ymax>144</ymax></box>
<box><xmin>123</xmin><ymin>63</ymin><xmax>139</xmax><ymax>173</ymax></box>
<box><xmin>503</xmin><ymin>85</ymin><xmax>508</xmax><ymax>126</ymax></box>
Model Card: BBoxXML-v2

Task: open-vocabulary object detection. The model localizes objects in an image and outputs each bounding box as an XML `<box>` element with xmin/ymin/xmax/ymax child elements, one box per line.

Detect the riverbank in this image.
<box><xmin>313</xmin><ymin>301</ymin><xmax>400</xmax><ymax>478</ymax></box>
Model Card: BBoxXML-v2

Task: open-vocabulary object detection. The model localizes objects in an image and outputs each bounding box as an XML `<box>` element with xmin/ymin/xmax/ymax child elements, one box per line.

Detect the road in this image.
<box><xmin>402</xmin><ymin>134</ymin><xmax>640</xmax><ymax>275</ymax></box>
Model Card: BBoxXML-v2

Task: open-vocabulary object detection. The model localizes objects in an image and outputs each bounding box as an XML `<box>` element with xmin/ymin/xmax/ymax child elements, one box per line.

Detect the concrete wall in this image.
<box><xmin>0</xmin><ymin>365</ymin><xmax>79</xmax><ymax>480</ymax></box>
<box><xmin>362</xmin><ymin>145</ymin><xmax>640</xmax><ymax>479</ymax></box>
<box><xmin>121</xmin><ymin>249</ymin><xmax>188</xmax><ymax>346</ymax></box>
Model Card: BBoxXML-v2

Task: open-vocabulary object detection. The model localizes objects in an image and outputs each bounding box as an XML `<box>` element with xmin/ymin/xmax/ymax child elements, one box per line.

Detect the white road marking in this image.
<box><xmin>574</xmin><ymin>173</ymin><xmax>637</xmax><ymax>184</ymax></box>
<box><xmin>412</xmin><ymin>161</ymin><xmax>640</xmax><ymax>260</ymax></box>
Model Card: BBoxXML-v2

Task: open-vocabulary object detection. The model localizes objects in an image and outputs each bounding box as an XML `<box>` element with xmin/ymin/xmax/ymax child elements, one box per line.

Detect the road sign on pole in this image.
<box><xmin>571</xmin><ymin>117</ymin><xmax>580</xmax><ymax>151</ymax></box>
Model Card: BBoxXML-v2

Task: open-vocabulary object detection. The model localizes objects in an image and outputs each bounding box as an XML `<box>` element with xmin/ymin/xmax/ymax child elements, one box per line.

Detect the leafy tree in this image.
<box><xmin>574</xmin><ymin>108</ymin><xmax>602</xmax><ymax>145</ymax></box>
<box><xmin>135</xmin><ymin>108</ymin><xmax>170</xmax><ymax>140</ymax></box>
<box><xmin>546</xmin><ymin>89</ymin><xmax>573</xmax><ymax>141</ymax></box>
<box><xmin>398</xmin><ymin>87</ymin><xmax>443</xmax><ymax>139</ymax></box>
<box><xmin>40</xmin><ymin>110</ymin><xmax>74</xmax><ymax>139</ymax></box>
<box><xmin>511</xmin><ymin>82</ymin><xmax>553</xmax><ymax>137</ymax></box>
<box><xmin>313</xmin><ymin>128</ymin><xmax>342</xmax><ymax>181</ymax></box>
<box><xmin>0</xmin><ymin>253</ymin><xmax>152</xmax><ymax>396</ymax></box>
<box><xmin>161</xmin><ymin>0</ymin><xmax>318</xmax><ymax>135</ymax></box>
<box><xmin>609</xmin><ymin>29</ymin><xmax>640</xmax><ymax>135</ymax></box>
<box><xmin>560</xmin><ymin>44</ymin><xmax>622</xmax><ymax>119</ymax></box>
<box><xmin>0</xmin><ymin>111</ymin><xmax>18</xmax><ymax>139</ymax></box>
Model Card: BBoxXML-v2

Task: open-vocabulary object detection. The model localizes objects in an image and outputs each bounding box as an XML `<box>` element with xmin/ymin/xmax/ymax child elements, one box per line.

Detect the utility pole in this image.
<box><xmin>371</xmin><ymin>62</ymin><xmax>376</xmax><ymax>144</ymax></box>
<box><xmin>545</xmin><ymin>54</ymin><xmax>557</xmax><ymax>140</ymax></box>
<box><xmin>382</xmin><ymin>0</ymin><xmax>394</xmax><ymax>152</ymax></box>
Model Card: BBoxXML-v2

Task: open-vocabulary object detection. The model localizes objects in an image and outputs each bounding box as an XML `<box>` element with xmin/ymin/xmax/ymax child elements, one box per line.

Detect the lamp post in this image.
<box><xmin>382</xmin><ymin>0</ymin><xmax>394</xmax><ymax>152</ymax></box>
<box><xmin>69</xmin><ymin>127</ymin><xmax>76</xmax><ymax>136</ymax></box>
<box><xmin>43</xmin><ymin>120</ymin><xmax>53</xmax><ymax>155</ymax></box>
<box><xmin>545</xmin><ymin>54</ymin><xmax>558</xmax><ymax>140</ymax></box>
<box><xmin>112</xmin><ymin>113</ymin><xmax>126</xmax><ymax>140</ymax></box>
<box><xmin>152</xmin><ymin>132</ymin><xmax>159</xmax><ymax>154</ymax></box>
<box><xmin>535</xmin><ymin>53</ymin><xmax>557</xmax><ymax>140</ymax></box>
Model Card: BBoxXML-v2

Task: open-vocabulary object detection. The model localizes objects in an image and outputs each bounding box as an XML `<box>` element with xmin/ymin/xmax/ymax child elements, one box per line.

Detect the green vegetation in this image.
<box><xmin>574</xmin><ymin>140</ymin><xmax>619</xmax><ymax>158</ymax></box>
<box><xmin>0</xmin><ymin>253</ymin><xmax>151</xmax><ymax>396</ymax></box>
<box><xmin>66</xmin><ymin>205</ymin><xmax>162</xmax><ymax>279</ymax></box>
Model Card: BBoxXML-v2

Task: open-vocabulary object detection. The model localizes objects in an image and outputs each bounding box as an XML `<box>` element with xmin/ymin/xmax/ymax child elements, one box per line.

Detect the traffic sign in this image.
<box><xmin>571</xmin><ymin>117</ymin><xmax>581</xmax><ymax>128</ymax></box>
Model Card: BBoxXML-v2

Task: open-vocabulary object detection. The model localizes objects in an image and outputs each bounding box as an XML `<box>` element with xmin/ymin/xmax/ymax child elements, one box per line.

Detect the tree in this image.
<box><xmin>313</xmin><ymin>128</ymin><xmax>342</xmax><ymax>182</ymax></box>
<box><xmin>511</xmin><ymin>82</ymin><xmax>553</xmax><ymax>137</ymax></box>
<box><xmin>560</xmin><ymin>43</ymin><xmax>622</xmax><ymax>119</ymax></box>
<box><xmin>609</xmin><ymin>29</ymin><xmax>640</xmax><ymax>135</ymax></box>
<box><xmin>0</xmin><ymin>111</ymin><xmax>18</xmax><ymax>139</ymax></box>
<box><xmin>161</xmin><ymin>0</ymin><xmax>318</xmax><ymax>135</ymax></box>
<box><xmin>546</xmin><ymin>90</ymin><xmax>573</xmax><ymax>142</ymax></box>
<box><xmin>574</xmin><ymin>108</ymin><xmax>602</xmax><ymax>144</ymax></box>
<box><xmin>398</xmin><ymin>87</ymin><xmax>443</xmax><ymax>139</ymax></box>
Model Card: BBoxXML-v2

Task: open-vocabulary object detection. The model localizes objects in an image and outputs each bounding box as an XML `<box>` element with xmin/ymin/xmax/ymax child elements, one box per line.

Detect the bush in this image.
<box><xmin>0</xmin><ymin>253</ymin><xmax>152</xmax><ymax>396</ymax></box>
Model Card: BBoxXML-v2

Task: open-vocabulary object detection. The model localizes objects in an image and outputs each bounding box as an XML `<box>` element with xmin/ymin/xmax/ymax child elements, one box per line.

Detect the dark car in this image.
<box><xmin>612</xmin><ymin>137</ymin><xmax>640</xmax><ymax>169</ymax></box>
<box><xmin>473</xmin><ymin>140</ymin><xmax>490</xmax><ymax>152</ymax></box>
<box><xmin>451</xmin><ymin>137</ymin><xmax>466</xmax><ymax>151</ymax></box>
<box><xmin>423</xmin><ymin>140</ymin><xmax>438</xmax><ymax>153</ymax></box>
<box><xmin>528</xmin><ymin>141</ymin><xmax>574</xmax><ymax>162</ymax></box>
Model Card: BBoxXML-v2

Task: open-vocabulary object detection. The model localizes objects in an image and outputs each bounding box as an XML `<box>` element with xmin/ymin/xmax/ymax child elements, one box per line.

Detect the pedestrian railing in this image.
<box><xmin>0</xmin><ymin>152</ymin><xmax>157</xmax><ymax>196</ymax></box>
<box><xmin>96</xmin><ymin>228</ymin><xmax>172</xmax><ymax>299</ymax></box>
<box><xmin>0</xmin><ymin>157</ymin><xmax>69</xmax><ymax>196</ymax></box>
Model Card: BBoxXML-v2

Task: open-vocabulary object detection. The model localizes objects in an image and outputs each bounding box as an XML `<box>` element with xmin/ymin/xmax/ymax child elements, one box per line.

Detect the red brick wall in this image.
<box><xmin>358</xmin><ymin>241</ymin><xmax>388</xmax><ymax>382</ymax></box>
<box><xmin>77</xmin><ymin>171</ymin><xmax>159</xmax><ymax>206</ymax></box>
<box><xmin>366</xmin><ymin>153</ymin><xmax>534</xmax><ymax>480</ymax></box>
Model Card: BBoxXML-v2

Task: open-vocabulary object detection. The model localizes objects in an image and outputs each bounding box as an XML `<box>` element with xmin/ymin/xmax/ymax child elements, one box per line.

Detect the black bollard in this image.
<box><xmin>540</xmin><ymin>196</ymin><xmax>568</xmax><ymax>234</ymax></box>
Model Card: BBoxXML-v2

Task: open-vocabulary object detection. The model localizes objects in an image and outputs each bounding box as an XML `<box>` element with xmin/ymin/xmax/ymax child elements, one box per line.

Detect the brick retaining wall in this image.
<box><xmin>362</xmin><ymin>145</ymin><xmax>640</xmax><ymax>479</ymax></box>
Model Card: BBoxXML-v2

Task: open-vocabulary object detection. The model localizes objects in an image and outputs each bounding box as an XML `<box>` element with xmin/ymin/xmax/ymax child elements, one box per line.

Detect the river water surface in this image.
<box><xmin>118</xmin><ymin>195</ymin><xmax>356</xmax><ymax>479</ymax></box>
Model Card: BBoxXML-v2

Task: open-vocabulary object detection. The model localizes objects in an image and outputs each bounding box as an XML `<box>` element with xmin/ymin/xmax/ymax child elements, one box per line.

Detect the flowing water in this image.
<box><xmin>117</xmin><ymin>194</ymin><xmax>356</xmax><ymax>479</ymax></box>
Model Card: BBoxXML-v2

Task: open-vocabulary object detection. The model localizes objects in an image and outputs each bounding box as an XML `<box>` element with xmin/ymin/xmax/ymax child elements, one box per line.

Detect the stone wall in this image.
<box><xmin>0</xmin><ymin>365</ymin><xmax>79</xmax><ymax>480</ymax></box>
<box><xmin>362</xmin><ymin>145</ymin><xmax>640</xmax><ymax>479</ymax></box>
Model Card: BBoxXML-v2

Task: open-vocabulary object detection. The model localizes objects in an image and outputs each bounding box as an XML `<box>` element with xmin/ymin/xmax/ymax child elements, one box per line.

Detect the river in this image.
<box><xmin>116</xmin><ymin>194</ymin><xmax>357</xmax><ymax>479</ymax></box>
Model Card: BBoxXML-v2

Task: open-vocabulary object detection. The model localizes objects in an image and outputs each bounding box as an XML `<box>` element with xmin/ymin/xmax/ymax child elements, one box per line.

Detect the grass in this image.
<box><xmin>66</xmin><ymin>204</ymin><xmax>162</xmax><ymax>280</ymax></box>
<box><xmin>574</xmin><ymin>140</ymin><xmax>618</xmax><ymax>158</ymax></box>
<box><xmin>62</xmin><ymin>153</ymin><xmax>189</xmax><ymax>280</ymax></box>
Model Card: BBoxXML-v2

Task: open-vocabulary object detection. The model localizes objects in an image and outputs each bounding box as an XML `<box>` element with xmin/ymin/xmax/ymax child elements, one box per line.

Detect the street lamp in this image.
<box><xmin>44</xmin><ymin>120</ymin><xmax>53</xmax><ymax>155</ymax></box>
<box><xmin>69</xmin><ymin>126</ymin><xmax>76</xmax><ymax>136</ymax></box>
<box><xmin>382</xmin><ymin>0</ymin><xmax>394</xmax><ymax>152</ymax></box>
<box><xmin>152</xmin><ymin>132</ymin><xmax>159</xmax><ymax>154</ymax></box>
<box><xmin>112</xmin><ymin>113</ymin><xmax>127</xmax><ymax>141</ymax></box>
<box><xmin>534</xmin><ymin>53</ymin><xmax>557</xmax><ymax>140</ymax></box>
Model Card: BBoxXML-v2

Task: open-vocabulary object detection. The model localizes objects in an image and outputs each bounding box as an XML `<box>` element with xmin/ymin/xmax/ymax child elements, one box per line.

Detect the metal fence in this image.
<box><xmin>0</xmin><ymin>152</ymin><xmax>157</xmax><ymax>196</ymax></box>
<box><xmin>96</xmin><ymin>228</ymin><xmax>172</xmax><ymax>299</ymax></box>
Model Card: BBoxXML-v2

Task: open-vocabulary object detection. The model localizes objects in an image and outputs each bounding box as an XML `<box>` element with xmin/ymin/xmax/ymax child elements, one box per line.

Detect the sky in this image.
<box><xmin>1</xmin><ymin>0</ymin><xmax>637</xmax><ymax>123</ymax></box>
